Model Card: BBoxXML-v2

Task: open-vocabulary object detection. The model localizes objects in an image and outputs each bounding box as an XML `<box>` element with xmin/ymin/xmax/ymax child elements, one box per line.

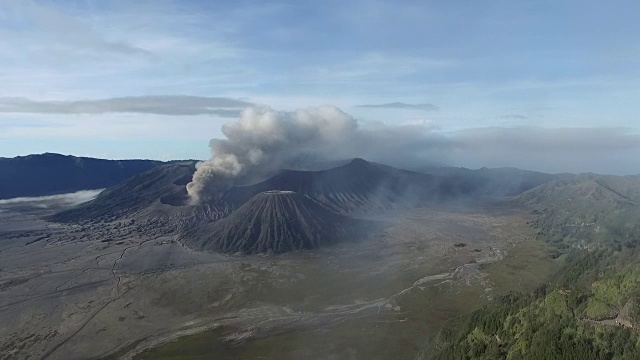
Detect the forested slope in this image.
<box><xmin>427</xmin><ymin>175</ymin><xmax>640</xmax><ymax>360</ymax></box>
<box><xmin>429</xmin><ymin>249</ymin><xmax>640</xmax><ymax>360</ymax></box>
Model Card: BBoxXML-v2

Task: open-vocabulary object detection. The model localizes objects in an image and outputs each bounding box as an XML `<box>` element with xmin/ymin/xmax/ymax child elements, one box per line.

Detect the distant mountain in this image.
<box><xmin>187</xmin><ymin>191</ymin><xmax>373</xmax><ymax>254</ymax></box>
<box><xmin>219</xmin><ymin>158</ymin><xmax>439</xmax><ymax>214</ymax></box>
<box><xmin>49</xmin><ymin>157</ymin><xmax>564</xmax><ymax>254</ymax></box>
<box><xmin>219</xmin><ymin>160</ymin><xmax>561</xmax><ymax>213</ymax></box>
<box><xmin>518</xmin><ymin>174</ymin><xmax>640</xmax><ymax>248</ymax></box>
<box><xmin>50</xmin><ymin>158</ymin><xmax>438</xmax><ymax>224</ymax></box>
<box><xmin>417</xmin><ymin>165</ymin><xmax>562</xmax><ymax>198</ymax></box>
<box><xmin>0</xmin><ymin>153</ymin><xmax>166</xmax><ymax>200</ymax></box>
<box><xmin>49</xmin><ymin>161</ymin><xmax>197</xmax><ymax>223</ymax></box>
<box><xmin>52</xmin><ymin>158</ymin><xmax>560</xmax><ymax>224</ymax></box>
<box><xmin>431</xmin><ymin>175</ymin><xmax>640</xmax><ymax>360</ymax></box>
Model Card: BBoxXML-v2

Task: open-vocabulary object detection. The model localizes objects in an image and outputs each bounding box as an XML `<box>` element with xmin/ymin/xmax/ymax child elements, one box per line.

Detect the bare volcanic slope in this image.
<box><xmin>51</xmin><ymin>158</ymin><xmax>436</xmax><ymax>224</ymax></box>
<box><xmin>49</xmin><ymin>161</ymin><xmax>198</xmax><ymax>223</ymax></box>
<box><xmin>219</xmin><ymin>159</ymin><xmax>560</xmax><ymax>214</ymax></box>
<box><xmin>50</xmin><ymin>158</ymin><xmax>561</xmax><ymax>226</ymax></box>
<box><xmin>187</xmin><ymin>191</ymin><xmax>372</xmax><ymax>254</ymax></box>
<box><xmin>220</xmin><ymin>158</ymin><xmax>438</xmax><ymax>214</ymax></box>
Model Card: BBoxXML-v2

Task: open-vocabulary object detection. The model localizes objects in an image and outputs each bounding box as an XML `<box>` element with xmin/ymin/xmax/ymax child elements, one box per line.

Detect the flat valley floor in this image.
<box><xmin>0</xmin><ymin>199</ymin><xmax>558</xmax><ymax>360</ymax></box>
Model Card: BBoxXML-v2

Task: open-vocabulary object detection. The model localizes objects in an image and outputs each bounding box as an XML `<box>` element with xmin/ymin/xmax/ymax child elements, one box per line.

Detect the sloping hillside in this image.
<box><xmin>49</xmin><ymin>162</ymin><xmax>197</xmax><ymax>223</ymax></box>
<box><xmin>51</xmin><ymin>158</ymin><xmax>561</xmax><ymax>226</ymax></box>
<box><xmin>519</xmin><ymin>174</ymin><xmax>640</xmax><ymax>247</ymax></box>
<box><xmin>187</xmin><ymin>191</ymin><xmax>373</xmax><ymax>254</ymax></box>
<box><xmin>220</xmin><ymin>158</ymin><xmax>438</xmax><ymax>214</ymax></box>
<box><xmin>0</xmin><ymin>153</ymin><xmax>165</xmax><ymax>199</ymax></box>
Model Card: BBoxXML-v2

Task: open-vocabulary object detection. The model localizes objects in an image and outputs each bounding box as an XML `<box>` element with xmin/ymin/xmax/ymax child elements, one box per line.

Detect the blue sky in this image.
<box><xmin>1</xmin><ymin>0</ymin><xmax>640</xmax><ymax>173</ymax></box>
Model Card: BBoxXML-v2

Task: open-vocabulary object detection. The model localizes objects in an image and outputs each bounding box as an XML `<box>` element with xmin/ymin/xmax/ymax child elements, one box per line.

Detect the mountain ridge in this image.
<box><xmin>50</xmin><ymin>157</ymin><xmax>565</xmax><ymax>226</ymax></box>
<box><xmin>0</xmin><ymin>153</ymin><xmax>167</xmax><ymax>200</ymax></box>
<box><xmin>518</xmin><ymin>174</ymin><xmax>640</xmax><ymax>248</ymax></box>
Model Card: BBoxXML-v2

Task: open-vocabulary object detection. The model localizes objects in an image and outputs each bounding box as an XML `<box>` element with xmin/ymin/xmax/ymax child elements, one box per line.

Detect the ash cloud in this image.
<box><xmin>186</xmin><ymin>106</ymin><xmax>450</xmax><ymax>203</ymax></box>
<box><xmin>187</xmin><ymin>105</ymin><xmax>640</xmax><ymax>203</ymax></box>
<box><xmin>355</xmin><ymin>102</ymin><xmax>439</xmax><ymax>111</ymax></box>
<box><xmin>0</xmin><ymin>96</ymin><xmax>253</xmax><ymax>117</ymax></box>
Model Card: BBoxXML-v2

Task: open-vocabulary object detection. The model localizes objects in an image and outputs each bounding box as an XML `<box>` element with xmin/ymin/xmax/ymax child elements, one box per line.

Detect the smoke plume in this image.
<box><xmin>186</xmin><ymin>106</ymin><xmax>448</xmax><ymax>203</ymax></box>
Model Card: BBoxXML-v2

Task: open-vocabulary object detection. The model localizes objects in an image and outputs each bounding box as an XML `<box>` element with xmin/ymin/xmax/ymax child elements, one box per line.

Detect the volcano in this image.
<box><xmin>50</xmin><ymin>158</ymin><xmax>436</xmax><ymax>224</ymax></box>
<box><xmin>49</xmin><ymin>161</ymin><xmax>198</xmax><ymax>223</ymax></box>
<box><xmin>48</xmin><ymin>158</ymin><xmax>560</xmax><ymax>254</ymax></box>
<box><xmin>186</xmin><ymin>191</ymin><xmax>367</xmax><ymax>254</ymax></box>
<box><xmin>50</xmin><ymin>157</ymin><xmax>560</xmax><ymax>226</ymax></box>
<box><xmin>218</xmin><ymin>158</ymin><xmax>437</xmax><ymax>214</ymax></box>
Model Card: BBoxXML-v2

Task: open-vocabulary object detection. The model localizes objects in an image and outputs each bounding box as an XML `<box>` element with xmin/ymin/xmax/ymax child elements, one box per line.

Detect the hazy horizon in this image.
<box><xmin>1</xmin><ymin>0</ymin><xmax>640</xmax><ymax>175</ymax></box>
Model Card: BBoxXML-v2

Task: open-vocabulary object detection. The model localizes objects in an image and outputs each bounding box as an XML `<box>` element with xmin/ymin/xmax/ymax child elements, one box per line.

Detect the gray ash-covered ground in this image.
<box><xmin>0</xmin><ymin>159</ymin><xmax>562</xmax><ymax>359</ymax></box>
<box><xmin>0</xmin><ymin>194</ymin><xmax>555</xmax><ymax>360</ymax></box>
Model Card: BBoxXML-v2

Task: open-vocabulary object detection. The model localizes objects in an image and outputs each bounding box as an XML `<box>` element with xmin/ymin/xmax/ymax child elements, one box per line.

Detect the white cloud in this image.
<box><xmin>0</xmin><ymin>189</ymin><xmax>103</xmax><ymax>207</ymax></box>
<box><xmin>0</xmin><ymin>113</ymin><xmax>228</xmax><ymax>141</ymax></box>
<box><xmin>355</xmin><ymin>102</ymin><xmax>439</xmax><ymax>111</ymax></box>
<box><xmin>293</xmin><ymin>53</ymin><xmax>457</xmax><ymax>85</ymax></box>
<box><xmin>0</xmin><ymin>96</ymin><xmax>253</xmax><ymax>116</ymax></box>
<box><xmin>0</xmin><ymin>0</ymin><xmax>148</xmax><ymax>57</ymax></box>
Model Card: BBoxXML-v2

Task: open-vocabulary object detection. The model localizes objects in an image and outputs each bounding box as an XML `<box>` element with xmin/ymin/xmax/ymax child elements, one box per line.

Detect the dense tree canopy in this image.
<box><xmin>428</xmin><ymin>247</ymin><xmax>640</xmax><ymax>359</ymax></box>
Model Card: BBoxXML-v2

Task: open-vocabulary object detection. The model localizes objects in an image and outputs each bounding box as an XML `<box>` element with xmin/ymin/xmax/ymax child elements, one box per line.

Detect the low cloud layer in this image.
<box><xmin>450</xmin><ymin>127</ymin><xmax>640</xmax><ymax>174</ymax></box>
<box><xmin>0</xmin><ymin>189</ymin><xmax>103</xmax><ymax>208</ymax></box>
<box><xmin>355</xmin><ymin>102</ymin><xmax>439</xmax><ymax>111</ymax></box>
<box><xmin>0</xmin><ymin>96</ymin><xmax>253</xmax><ymax>117</ymax></box>
<box><xmin>454</xmin><ymin>127</ymin><xmax>640</xmax><ymax>152</ymax></box>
